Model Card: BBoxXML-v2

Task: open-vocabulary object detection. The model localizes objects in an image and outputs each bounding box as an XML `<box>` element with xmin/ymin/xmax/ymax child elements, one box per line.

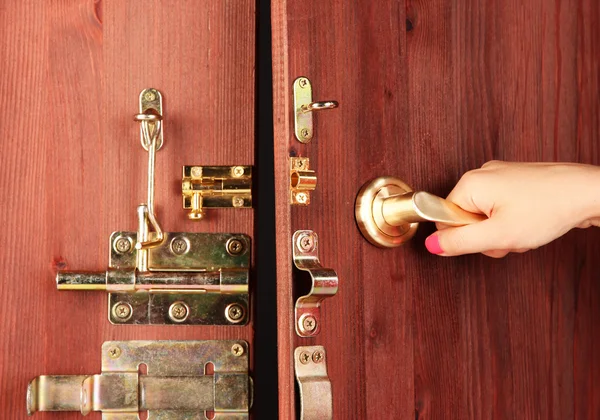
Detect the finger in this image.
<box><xmin>425</xmin><ymin>218</ymin><xmax>508</xmax><ymax>256</ymax></box>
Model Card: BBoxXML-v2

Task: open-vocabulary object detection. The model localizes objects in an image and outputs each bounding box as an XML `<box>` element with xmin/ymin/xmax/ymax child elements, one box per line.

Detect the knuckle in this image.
<box><xmin>481</xmin><ymin>160</ymin><xmax>504</xmax><ymax>169</ymax></box>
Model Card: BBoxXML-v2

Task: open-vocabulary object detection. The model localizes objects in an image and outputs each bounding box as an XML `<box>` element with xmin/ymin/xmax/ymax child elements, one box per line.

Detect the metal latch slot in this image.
<box><xmin>295</xmin><ymin>346</ymin><xmax>333</xmax><ymax>420</ymax></box>
<box><xmin>27</xmin><ymin>340</ymin><xmax>252</xmax><ymax>419</ymax></box>
<box><xmin>292</xmin><ymin>230</ymin><xmax>338</xmax><ymax>337</ymax></box>
<box><xmin>182</xmin><ymin>166</ymin><xmax>252</xmax><ymax>220</ymax></box>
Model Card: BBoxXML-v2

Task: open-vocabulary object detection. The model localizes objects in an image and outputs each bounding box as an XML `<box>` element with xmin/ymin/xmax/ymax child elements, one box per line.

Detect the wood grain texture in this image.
<box><xmin>0</xmin><ymin>0</ymin><xmax>255</xmax><ymax>418</ymax></box>
<box><xmin>273</xmin><ymin>0</ymin><xmax>600</xmax><ymax>419</ymax></box>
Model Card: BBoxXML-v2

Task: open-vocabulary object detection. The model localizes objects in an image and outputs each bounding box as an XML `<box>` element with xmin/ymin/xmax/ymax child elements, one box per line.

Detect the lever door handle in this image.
<box><xmin>355</xmin><ymin>176</ymin><xmax>486</xmax><ymax>248</ymax></box>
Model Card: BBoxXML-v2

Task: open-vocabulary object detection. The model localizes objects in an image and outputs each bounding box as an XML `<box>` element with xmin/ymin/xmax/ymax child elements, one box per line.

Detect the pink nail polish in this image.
<box><xmin>425</xmin><ymin>235</ymin><xmax>443</xmax><ymax>255</ymax></box>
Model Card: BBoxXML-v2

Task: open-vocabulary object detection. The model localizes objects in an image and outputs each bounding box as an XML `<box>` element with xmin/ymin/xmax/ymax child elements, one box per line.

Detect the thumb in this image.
<box><xmin>425</xmin><ymin>219</ymin><xmax>505</xmax><ymax>256</ymax></box>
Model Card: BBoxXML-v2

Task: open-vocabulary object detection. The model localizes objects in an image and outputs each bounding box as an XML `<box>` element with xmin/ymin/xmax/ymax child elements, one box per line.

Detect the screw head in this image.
<box><xmin>112</xmin><ymin>302</ymin><xmax>133</xmax><ymax>322</ymax></box>
<box><xmin>191</xmin><ymin>166</ymin><xmax>202</xmax><ymax>178</ymax></box>
<box><xmin>294</xmin><ymin>159</ymin><xmax>305</xmax><ymax>169</ymax></box>
<box><xmin>108</xmin><ymin>347</ymin><xmax>121</xmax><ymax>359</ymax></box>
<box><xmin>231</xmin><ymin>166</ymin><xmax>245</xmax><ymax>178</ymax></box>
<box><xmin>144</xmin><ymin>91</ymin><xmax>156</xmax><ymax>101</ymax></box>
<box><xmin>295</xmin><ymin>192</ymin><xmax>308</xmax><ymax>204</ymax></box>
<box><xmin>170</xmin><ymin>237</ymin><xmax>189</xmax><ymax>255</ymax></box>
<box><xmin>225</xmin><ymin>303</ymin><xmax>245</xmax><ymax>323</ymax></box>
<box><xmin>231</xmin><ymin>343</ymin><xmax>244</xmax><ymax>357</ymax></box>
<box><xmin>300</xmin><ymin>128</ymin><xmax>310</xmax><ymax>139</ymax></box>
<box><xmin>312</xmin><ymin>350</ymin><xmax>324</xmax><ymax>363</ymax></box>
<box><xmin>299</xmin><ymin>314</ymin><xmax>317</xmax><ymax>333</ymax></box>
<box><xmin>226</xmin><ymin>238</ymin><xmax>244</xmax><ymax>255</ymax></box>
<box><xmin>299</xmin><ymin>351</ymin><xmax>311</xmax><ymax>364</ymax></box>
<box><xmin>297</xmin><ymin>233</ymin><xmax>315</xmax><ymax>252</ymax></box>
<box><xmin>168</xmin><ymin>301</ymin><xmax>189</xmax><ymax>322</ymax></box>
<box><xmin>298</xmin><ymin>78</ymin><xmax>308</xmax><ymax>88</ymax></box>
<box><xmin>114</xmin><ymin>237</ymin><xmax>132</xmax><ymax>254</ymax></box>
<box><xmin>232</xmin><ymin>196</ymin><xmax>245</xmax><ymax>208</ymax></box>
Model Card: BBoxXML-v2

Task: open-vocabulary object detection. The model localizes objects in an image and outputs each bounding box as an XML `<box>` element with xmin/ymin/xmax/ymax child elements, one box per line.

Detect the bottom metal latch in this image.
<box><xmin>27</xmin><ymin>341</ymin><xmax>252</xmax><ymax>419</ymax></box>
<box><xmin>295</xmin><ymin>346</ymin><xmax>332</xmax><ymax>420</ymax></box>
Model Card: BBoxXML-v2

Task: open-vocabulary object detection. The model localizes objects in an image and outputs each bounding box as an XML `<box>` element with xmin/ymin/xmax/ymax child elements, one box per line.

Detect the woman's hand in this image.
<box><xmin>425</xmin><ymin>161</ymin><xmax>600</xmax><ymax>257</ymax></box>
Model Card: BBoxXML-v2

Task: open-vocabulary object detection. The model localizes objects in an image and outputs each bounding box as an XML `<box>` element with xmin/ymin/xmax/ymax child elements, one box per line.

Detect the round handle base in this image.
<box><xmin>355</xmin><ymin>177</ymin><xmax>419</xmax><ymax>248</ymax></box>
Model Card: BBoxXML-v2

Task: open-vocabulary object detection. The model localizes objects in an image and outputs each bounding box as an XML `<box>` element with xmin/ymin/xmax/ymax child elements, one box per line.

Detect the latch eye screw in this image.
<box><xmin>231</xmin><ymin>343</ymin><xmax>244</xmax><ymax>357</ymax></box>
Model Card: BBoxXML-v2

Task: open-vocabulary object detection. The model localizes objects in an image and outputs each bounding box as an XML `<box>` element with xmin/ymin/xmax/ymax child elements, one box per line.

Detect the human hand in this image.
<box><xmin>425</xmin><ymin>161</ymin><xmax>600</xmax><ymax>257</ymax></box>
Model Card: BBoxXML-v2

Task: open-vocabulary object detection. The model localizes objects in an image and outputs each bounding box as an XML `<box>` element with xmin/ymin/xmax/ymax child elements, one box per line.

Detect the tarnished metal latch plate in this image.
<box><xmin>182</xmin><ymin>166</ymin><xmax>252</xmax><ymax>220</ymax></box>
<box><xmin>57</xmin><ymin>232</ymin><xmax>250</xmax><ymax>326</ymax></box>
<box><xmin>295</xmin><ymin>346</ymin><xmax>333</xmax><ymax>420</ymax></box>
<box><xmin>292</xmin><ymin>230</ymin><xmax>338</xmax><ymax>337</ymax></box>
<box><xmin>28</xmin><ymin>340</ymin><xmax>253</xmax><ymax>419</ymax></box>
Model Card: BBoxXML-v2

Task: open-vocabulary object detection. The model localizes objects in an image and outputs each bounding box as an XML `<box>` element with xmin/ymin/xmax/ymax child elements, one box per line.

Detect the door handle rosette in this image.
<box><xmin>355</xmin><ymin>176</ymin><xmax>486</xmax><ymax>248</ymax></box>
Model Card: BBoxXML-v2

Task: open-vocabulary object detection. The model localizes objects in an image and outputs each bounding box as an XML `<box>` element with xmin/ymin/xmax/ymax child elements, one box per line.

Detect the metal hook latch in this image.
<box><xmin>293</xmin><ymin>77</ymin><xmax>339</xmax><ymax>143</ymax></box>
<box><xmin>133</xmin><ymin>88</ymin><xmax>165</xmax><ymax>253</ymax></box>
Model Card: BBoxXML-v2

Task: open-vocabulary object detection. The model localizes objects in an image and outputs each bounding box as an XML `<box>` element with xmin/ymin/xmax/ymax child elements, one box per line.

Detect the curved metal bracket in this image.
<box><xmin>294</xmin><ymin>346</ymin><xmax>333</xmax><ymax>420</ymax></box>
<box><xmin>292</xmin><ymin>230</ymin><xmax>339</xmax><ymax>337</ymax></box>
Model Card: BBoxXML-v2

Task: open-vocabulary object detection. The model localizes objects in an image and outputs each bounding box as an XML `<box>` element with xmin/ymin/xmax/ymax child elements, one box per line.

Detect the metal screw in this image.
<box><xmin>108</xmin><ymin>347</ymin><xmax>121</xmax><ymax>359</ymax></box>
<box><xmin>299</xmin><ymin>314</ymin><xmax>317</xmax><ymax>333</ymax></box>
<box><xmin>114</xmin><ymin>237</ymin><xmax>132</xmax><ymax>254</ymax></box>
<box><xmin>113</xmin><ymin>302</ymin><xmax>132</xmax><ymax>321</ymax></box>
<box><xmin>300</xmin><ymin>128</ymin><xmax>310</xmax><ymax>139</ymax></box>
<box><xmin>294</xmin><ymin>159</ymin><xmax>305</xmax><ymax>169</ymax></box>
<box><xmin>232</xmin><ymin>196</ymin><xmax>245</xmax><ymax>208</ymax></box>
<box><xmin>191</xmin><ymin>166</ymin><xmax>202</xmax><ymax>177</ymax></box>
<box><xmin>299</xmin><ymin>351</ymin><xmax>311</xmax><ymax>364</ymax></box>
<box><xmin>170</xmin><ymin>237</ymin><xmax>189</xmax><ymax>255</ymax></box>
<box><xmin>168</xmin><ymin>302</ymin><xmax>189</xmax><ymax>322</ymax></box>
<box><xmin>226</xmin><ymin>238</ymin><xmax>244</xmax><ymax>255</ymax></box>
<box><xmin>231</xmin><ymin>166</ymin><xmax>245</xmax><ymax>178</ymax></box>
<box><xmin>297</xmin><ymin>233</ymin><xmax>315</xmax><ymax>252</ymax></box>
<box><xmin>231</xmin><ymin>343</ymin><xmax>244</xmax><ymax>357</ymax></box>
<box><xmin>295</xmin><ymin>192</ymin><xmax>308</xmax><ymax>204</ymax></box>
<box><xmin>225</xmin><ymin>303</ymin><xmax>244</xmax><ymax>323</ymax></box>
<box><xmin>298</xmin><ymin>78</ymin><xmax>308</xmax><ymax>88</ymax></box>
<box><xmin>144</xmin><ymin>91</ymin><xmax>156</xmax><ymax>101</ymax></box>
<box><xmin>312</xmin><ymin>350</ymin><xmax>324</xmax><ymax>363</ymax></box>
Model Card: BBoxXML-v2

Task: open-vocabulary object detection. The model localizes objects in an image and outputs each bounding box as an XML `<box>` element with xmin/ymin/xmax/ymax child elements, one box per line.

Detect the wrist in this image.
<box><xmin>578</xmin><ymin>165</ymin><xmax>600</xmax><ymax>223</ymax></box>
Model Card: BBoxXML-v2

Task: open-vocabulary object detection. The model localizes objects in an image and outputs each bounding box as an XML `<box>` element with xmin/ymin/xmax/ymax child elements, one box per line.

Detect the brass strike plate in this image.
<box><xmin>28</xmin><ymin>340</ymin><xmax>252</xmax><ymax>418</ymax></box>
<box><xmin>295</xmin><ymin>346</ymin><xmax>333</xmax><ymax>420</ymax></box>
<box><xmin>58</xmin><ymin>232</ymin><xmax>251</xmax><ymax>326</ymax></box>
<box><xmin>182</xmin><ymin>165</ymin><xmax>252</xmax><ymax>220</ymax></box>
<box><xmin>290</xmin><ymin>157</ymin><xmax>317</xmax><ymax>205</ymax></box>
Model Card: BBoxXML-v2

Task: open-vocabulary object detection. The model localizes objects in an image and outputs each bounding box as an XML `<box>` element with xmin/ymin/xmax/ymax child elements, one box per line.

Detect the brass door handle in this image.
<box><xmin>355</xmin><ymin>176</ymin><xmax>486</xmax><ymax>248</ymax></box>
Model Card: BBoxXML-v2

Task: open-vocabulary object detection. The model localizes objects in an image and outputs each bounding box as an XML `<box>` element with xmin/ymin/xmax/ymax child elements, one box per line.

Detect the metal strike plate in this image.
<box><xmin>294</xmin><ymin>346</ymin><xmax>333</xmax><ymax>420</ymax></box>
<box><xmin>293</xmin><ymin>77</ymin><xmax>338</xmax><ymax>143</ymax></box>
<box><xmin>57</xmin><ymin>232</ymin><xmax>250</xmax><ymax>325</ymax></box>
<box><xmin>182</xmin><ymin>166</ymin><xmax>252</xmax><ymax>220</ymax></box>
<box><xmin>28</xmin><ymin>340</ymin><xmax>252</xmax><ymax>419</ymax></box>
<box><xmin>290</xmin><ymin>157</ymin><xmax>316</xmax><ymax>205</ymax></box>
<box><xmin>292</xmin><ymin>230</ymin><xmax>338</xmax><ymax>337</ymax></box>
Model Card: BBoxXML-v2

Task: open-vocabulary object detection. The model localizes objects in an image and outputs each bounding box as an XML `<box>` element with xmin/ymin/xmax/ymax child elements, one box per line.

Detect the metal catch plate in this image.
<box><xmin>109</xmin><ymin>232</ymin><xmax>250</xmax><ymax>325</ymax></box>
<box><xmin>28</xmin><ymin>340</ymin><xmax>252</xmax><ymax>419</ymax></box>
<box><xmin>292</xmin><ymin>230</ymin><xmax>339</xmax><ymax>337</ymax></box>
<box><xmin>295</xmin><ymin>346</ymin><xmax>333</xmax><ymax>420</ymax></box>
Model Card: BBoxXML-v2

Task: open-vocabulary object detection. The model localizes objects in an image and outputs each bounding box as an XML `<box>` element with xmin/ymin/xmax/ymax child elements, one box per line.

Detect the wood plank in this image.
<box><xmin>407</xmin><ymin>0</ymin><xmax>600</xmax><ymax>418</ymax></box>
<box><xmin>0</xmin><ymin>0</ymin><xmax>256</xmax><ymax>418</ymax></box>
<box><xmin>273</xmin><ymin>1</ymin><xmax>414</xmax><ymax>418</ymax></box>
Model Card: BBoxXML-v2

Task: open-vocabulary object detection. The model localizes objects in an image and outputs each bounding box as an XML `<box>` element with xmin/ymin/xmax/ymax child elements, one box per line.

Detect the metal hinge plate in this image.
<box><xmin>182</xmin><ymin>166</ymin><xmax>252</xmax><ymax>220</ymax></box>
<box><xmin>28</xmin><ymin>340</ymin><xmax>252</xmax><ymax>419</ymax></box>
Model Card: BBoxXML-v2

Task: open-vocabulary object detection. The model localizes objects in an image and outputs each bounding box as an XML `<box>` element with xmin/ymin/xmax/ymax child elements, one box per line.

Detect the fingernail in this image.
<box><xmin>425</xmin><ymin>234</ymin><xmax>443</xmax><ymax>255</ymax></box>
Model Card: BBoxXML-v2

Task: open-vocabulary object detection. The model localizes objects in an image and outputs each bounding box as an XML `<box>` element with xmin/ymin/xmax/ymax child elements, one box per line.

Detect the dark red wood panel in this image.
<box><xmin>0</xmin><ymin>1</ymin><xmax>256</xmax><ymax>418</ymax></box>
<box><xmin>274</xmin><ymin>0</ymin><xmax>600</xmax><ymax>419</ymax></box>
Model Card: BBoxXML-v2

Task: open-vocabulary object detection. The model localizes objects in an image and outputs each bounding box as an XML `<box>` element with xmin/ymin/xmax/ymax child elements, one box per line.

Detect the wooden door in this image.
<box><xmin>273</xmin><ymin>1</ymin><xmax>600</xmax><ymax>419</ymax></box>
<box><xmin>0</xmin><ymin>1</ymin><xmax>259</xmax><ymax>418</ymax></box>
